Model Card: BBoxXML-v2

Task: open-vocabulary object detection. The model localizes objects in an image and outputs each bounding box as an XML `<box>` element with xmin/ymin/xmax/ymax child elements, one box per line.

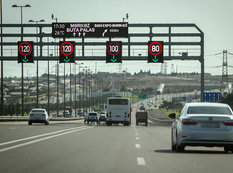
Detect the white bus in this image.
<box><xmin>106</xmin><ymin>97</ymin><xmax>131</xmax><ymax>126</ymax></box>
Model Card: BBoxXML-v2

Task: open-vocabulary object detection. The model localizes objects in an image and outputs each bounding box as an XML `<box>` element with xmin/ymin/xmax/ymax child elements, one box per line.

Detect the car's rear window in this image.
<box><xmin>89</xmin><ymin>113</ymin><xmax>97</xmax><ymax>116</ymax></box>
<box><xmin>31</xmin><ymin>110</ymin><xmax>45</xmax><ymax>113</ymax></box>
<box><xmin>109</xmin><ymin>99</ymin><xmax>128</xmax><ymax>105</ymax></box>
<box><xmin>187</xmin><ymin>106</ymin><xmax>232</xmax><ymax>115</ymax></box>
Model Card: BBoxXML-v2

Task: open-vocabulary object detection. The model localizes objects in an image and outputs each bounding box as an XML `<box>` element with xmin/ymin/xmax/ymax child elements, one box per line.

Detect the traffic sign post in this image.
<box><xmin>18</xmin><ymin>41</ymin><xmax>34</xmax><ymax>63</ymax></box>
<box><xmin>59</xmin><ymin>41</ymin><xmax>75</xmax><ymax>63</ymax></box>
<box><xmin>106</xmin><ymin>41</ymin><xmax>122</xmax><ymax>63</ymax></box>
<box><xmin>148</xmin><ymin>41</ymin><xmax>163</xmax><ymax>63</ymax></box>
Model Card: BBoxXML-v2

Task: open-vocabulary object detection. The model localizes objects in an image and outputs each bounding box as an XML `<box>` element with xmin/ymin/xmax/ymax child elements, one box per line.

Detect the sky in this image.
<box><xmin>1</xmin><ymin>0</ymin><xmax>233</xmax><ymax>77</ymax></box>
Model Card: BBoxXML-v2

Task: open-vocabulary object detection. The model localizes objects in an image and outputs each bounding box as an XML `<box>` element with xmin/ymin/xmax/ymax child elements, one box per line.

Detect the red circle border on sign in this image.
<box><xmin>19</xmin><ymin>42</ymin><xmax>32</xmax><ymax>56</ymax></box>
<box><xmin>107</xmin><ymin>42</ymin><xmax>121</xmax><ymax>56</ymax></box>
<box><xmin>60</xmin><ymin>42</ymin><xmax>74</xmax><ymax>56</ymax></box>
<box><xmin>149</xmin><ymin>42</ymin><xmax>162</xmax><ymax>56</ymax></box>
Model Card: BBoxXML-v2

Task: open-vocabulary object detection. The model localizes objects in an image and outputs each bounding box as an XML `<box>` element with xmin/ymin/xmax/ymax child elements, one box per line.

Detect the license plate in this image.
<box><xmin>116</xmin><ymin>115</ymin><xmax>121</xmax><ymax>117</ymax></box>
<box><xmin>201</xmin><ymin>122</ymin><xmax>220</xmax><ymax>128</ymax></box>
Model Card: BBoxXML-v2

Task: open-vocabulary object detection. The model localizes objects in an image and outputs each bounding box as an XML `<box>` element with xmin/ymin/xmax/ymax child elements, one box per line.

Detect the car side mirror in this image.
<box><xmin>168</xmin><ymin>113</ymin><xmax>176</xmax><ymax>119</ymax></box>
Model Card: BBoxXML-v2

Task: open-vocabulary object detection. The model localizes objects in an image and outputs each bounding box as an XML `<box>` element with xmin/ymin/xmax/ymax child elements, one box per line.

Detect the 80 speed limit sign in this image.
<box><xmin>148</xmin><ymin>41</ymin><xmax>163</xmax><ymax>63</ymax></box>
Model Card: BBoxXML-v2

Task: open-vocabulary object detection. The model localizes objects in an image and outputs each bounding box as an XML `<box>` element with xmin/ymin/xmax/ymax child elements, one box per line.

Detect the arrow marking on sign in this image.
<box><xmin>22</xmin><ymin>56</ymin><xmax>29</xmax><ymax>63</ymax></box>
<box><xmin>73</xmin><ymin>32</ymin><xmax>76</xmax><ymax>37</ymax></box>
<box><xmin>78</xmin><ymin>33</ymin><xmax>81</xmax><ymax>37</ymax></box>
<box><xmin>111</xmin><ymin>55</ymin><xmax>117</xmax><ymax>63</ymax></box>
<box><xmin>102</xmin><ymin>29</ymin><xmax>108</xmax><ymax>37</ymax></box>
<box><xmin>64</xmin><ymin>56</ymin><xmax>70</xmax><ymax>63</ymax></box>
<box><xmin>152</xmin><ymin>55</ymin><xmax>159</xmax><ymax>62</ymax></box>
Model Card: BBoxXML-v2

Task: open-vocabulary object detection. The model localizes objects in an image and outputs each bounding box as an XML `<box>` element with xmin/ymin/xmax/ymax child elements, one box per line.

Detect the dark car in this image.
<box><xmin>87</xmin><ymin>112</ymin><xmax>99</xmax><ymax>124</ymax></box>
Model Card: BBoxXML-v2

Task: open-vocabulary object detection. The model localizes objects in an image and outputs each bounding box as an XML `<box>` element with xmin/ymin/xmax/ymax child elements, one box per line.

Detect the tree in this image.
<box><xmin>221</xmin><ymin>93</ymin><xmax>233</xmax><ymax>109</ymax></box>
<box><xmin>120</xmin><ymin>85</ymin><xmax>127</xmax><ymax>92</ymax></box>
<box><xmin>16</xmin><ymin>103</ymin><xmax>20</xmax><ymax>116</ymax></box>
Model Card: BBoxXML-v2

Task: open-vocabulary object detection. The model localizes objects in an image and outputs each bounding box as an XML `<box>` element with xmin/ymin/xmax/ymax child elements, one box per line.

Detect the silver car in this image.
<box><xmin>28</xmin><ymin>108</ymin><xmax>49</xmax><ymax>125</ymax></box>
<box><xmin>169</xmin><ymin>102</ymin><xmax>233</xmax><ymax>152</ymax></box>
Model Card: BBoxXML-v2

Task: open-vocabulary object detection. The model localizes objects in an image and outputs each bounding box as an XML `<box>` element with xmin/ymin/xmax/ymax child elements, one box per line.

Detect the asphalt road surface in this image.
<box><xmin>1</xmin><ymin>108</ymin><xmax>233</xmax><ymax>173</ymax></box>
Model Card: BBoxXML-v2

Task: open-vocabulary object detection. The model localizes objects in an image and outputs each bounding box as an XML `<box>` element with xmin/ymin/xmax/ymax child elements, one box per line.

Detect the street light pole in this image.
<box><xmin>12</xmin><ymin>4</ymin><xmax>31</xmax><ymax>116</ymax></box>
<box><xmin>1</xmin><ymin>0</ymin><xmax>3</xmax><ymax>116</ymax></box>
<box><xmin>28</xmin><ymin>19</ymin><xmax>45</xmax><ymax>108</ymax></box>
<box><xmin>74</xmin><ymin>63</ymin><xmax>83</xmax><ymax>117</ymax></box>
<box><xmin>70</xmin><ymin>63</ymin><xmax>72</xmax><ymax>113</ymax></box>
<box><xmin>51</xmin><ymin>14</ymin><xmax>59</xmax><ymax>116</ymax></box>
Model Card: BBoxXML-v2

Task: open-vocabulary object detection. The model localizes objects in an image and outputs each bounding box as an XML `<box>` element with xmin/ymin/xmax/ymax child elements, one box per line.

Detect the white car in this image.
<box><xmin>28</xmin><ymin>108</ymin><xmax>49</xmax><ymax>125</ymax></box>
<box><xmin>169</xmin><ymin>102</ymin><xmax>233</xmax><ymax>152</ymax></box>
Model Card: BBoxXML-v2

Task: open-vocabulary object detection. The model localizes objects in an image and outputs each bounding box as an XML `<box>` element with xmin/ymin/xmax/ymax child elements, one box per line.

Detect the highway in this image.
<box><xmin>1</xmin><ymin>106</ymin><xmax>233</xmax><ymax>173</ymax></box>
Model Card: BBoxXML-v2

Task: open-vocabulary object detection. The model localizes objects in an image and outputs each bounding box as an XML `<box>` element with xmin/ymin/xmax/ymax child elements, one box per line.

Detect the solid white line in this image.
<box><xmin>135</xmin><ymin>144</ymin><xmax>141</xmax><ymax>149</ymax></box>
<box><xmin>136</xmin><ymin>137</ymin><xmax>140</xmax><ymax>140</ymax></box>
<box><xmin>0</xmin><ymin>126</ymin><xmax>93</xmax><ymax>153</ymax></box>
<box><xmin>0</xmin><ymin>126</ymin><xmax>87</xmax><ymax>147</ymax></box>
<box><xmin>137</xmin><ymin>157</ymin><xmax>146</xmax><ymax>166</ymax></box>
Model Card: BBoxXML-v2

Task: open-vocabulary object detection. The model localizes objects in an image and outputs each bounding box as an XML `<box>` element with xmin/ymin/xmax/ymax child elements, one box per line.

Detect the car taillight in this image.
<box><xmin>128</xmin><ymin>113</ymin><xmax>130</xmax><ymax>118</ymax></box>
<box><xmin>223</xmin><ymin>121</ymin><xmax>233</xmax><ymax>126</ymax></box>
<box><xmin>182</xmin><ymin>119</ymin><xmax>199</xmax><ymax>125</ymax></box>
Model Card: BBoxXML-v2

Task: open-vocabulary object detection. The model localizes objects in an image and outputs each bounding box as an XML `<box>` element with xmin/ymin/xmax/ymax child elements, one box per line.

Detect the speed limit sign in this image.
<box><xmin>18</xmin><ymin>41</ymin><xmax>34</xmax><ymax>63</ymax></box>
<box><xmin>106</xmin><ymin>41</ymin><xmax>122</xmax><ymax>63</ymax></box>
<box><xmin>148</xmin><ymin>41</ymin><xmax>163</xmax><ymax>63</ymax></box>
<box><xmin>59</xmin><ymin>41</ymin><xmax>75</xmax><ymax>63</ymax></box>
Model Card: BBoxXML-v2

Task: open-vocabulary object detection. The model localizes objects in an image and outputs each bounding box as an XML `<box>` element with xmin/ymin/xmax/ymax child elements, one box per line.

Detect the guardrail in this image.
<box><xmin>0</xmin><ymin>116</ymin><xmax>83</xmax><ymax>122</ymax></box>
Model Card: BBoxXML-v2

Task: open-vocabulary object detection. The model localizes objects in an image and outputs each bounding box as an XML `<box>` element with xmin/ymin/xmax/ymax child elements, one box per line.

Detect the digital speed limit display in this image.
<box><xmin>106</xmin><ymin>41</ymin><xmax>122</xmax><ymax>63</ymax></box>
<box><xmin>148</xmin><ymin>41</ymin><xmax>164</xmax><ymax>63</ymax></box>
<box><xmin>59</xmin><ymin>41</ymin><xmax>75</xmax><ymax>63</ymax></box>
<box><xmin>18</xmin><ymin>41</ymin><xmax>34</xmax><ymax>63</ymax></box>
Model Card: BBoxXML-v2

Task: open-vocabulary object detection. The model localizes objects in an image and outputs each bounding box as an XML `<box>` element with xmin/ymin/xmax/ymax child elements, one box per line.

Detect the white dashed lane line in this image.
<box><xmin>137</xmin><ymin>157</ymin><xmax>146</xmax><ymax>166</ymax></box>
<box><xmin>136</xmin><ymin>137</ymin><xmax>139</xmax><ymax>140</ymax></box>
<box><xmin>135</xmin><ymin>144</ymin><xmax>141</xmax><ymax>149</ymax></box>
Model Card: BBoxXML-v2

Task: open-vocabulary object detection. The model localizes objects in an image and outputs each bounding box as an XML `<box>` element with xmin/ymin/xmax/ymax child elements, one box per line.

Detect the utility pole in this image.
<box><xmin>221</xmin><ymin>50</ymin><xmax>228</xmax><ymax>92</ymax></box>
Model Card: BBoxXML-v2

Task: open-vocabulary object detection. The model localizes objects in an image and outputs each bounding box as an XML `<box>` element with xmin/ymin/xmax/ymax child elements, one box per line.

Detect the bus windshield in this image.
<box><xmin>109</xmin><ymin>99</ymin><xmax>128</xmax><ymax>105</ymax></box>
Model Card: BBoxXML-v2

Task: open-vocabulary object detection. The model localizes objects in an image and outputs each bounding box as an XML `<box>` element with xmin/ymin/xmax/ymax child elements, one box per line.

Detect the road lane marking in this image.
<box><xmin>136</xmin><ymin>137</ymin><xmax>139</xmax><ymax>140</ymax></box>
<box><xmin>135</xmin><ymin>133</ymin><xmax>139</xmax><ymax>136</ymax></box>
<box><xmin>137</xmin><ymin>157</ymin><xmax>146</xmax><ymax>166</ymax></box>
<box><xmin>135</xmin><ymin>144</ymin><xmax>141</xmax><ymax>149</ymax></box>
<box><xmin>0</xmin><ymin>126</ymin><xmax>93</xmax><ymax>153</ymax></box>
<box><xmin>0</xmin><ymin>126</ymin><xmax>92</xmax><ymax>153</ymax></box>
<box><xmin>0</xmin><ymin>126</ymin><xmax>87</xmax><ymax>147</ymax></box>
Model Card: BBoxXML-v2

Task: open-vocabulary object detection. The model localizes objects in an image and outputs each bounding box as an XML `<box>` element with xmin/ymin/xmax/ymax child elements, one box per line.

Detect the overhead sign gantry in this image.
<box><xmin>0</xmin><ymin>23</ymin><xmax>204</xmax><ymax>101</ymax></box>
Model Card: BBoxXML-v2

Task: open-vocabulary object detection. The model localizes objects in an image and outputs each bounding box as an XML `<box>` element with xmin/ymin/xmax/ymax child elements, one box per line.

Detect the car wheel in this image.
<box><xmin>45</xmin><ymin>121</ymin><xmax>49</xmax><ymax>125</ymax></box>
<box><xmin>176</xmin><ymin>135</ymin><xmax>184</xmax><ymax>152</ymax></box>
<box><xmin>176</xmin><ymin>144</ymin><xmax>185</xmax><ymax>152</ymax></box>
<box><xmin>28</xmin><ymin>121</ymin><xmax>32</xmax><ymax>125</ymax></box>
<box><xmin>230</xmin><ymin>145</ymin><xmax>233</xmax><ymax>153</ymax></box>
<box><xmin>224</xmin><ymin>146</ymin><xmax>231</xmax><ymax>153</ymax></box>
<box><xmin>171</xmin><ymin>133</ymin><xmax>176</xmax><ymax>151</ymax></box>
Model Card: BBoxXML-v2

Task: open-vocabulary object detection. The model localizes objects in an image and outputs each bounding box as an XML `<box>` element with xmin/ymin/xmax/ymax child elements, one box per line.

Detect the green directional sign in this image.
<box><xmin>18</xmin><ymin>41</ymin><xmax>34</xmax><ymax>63</ymax></box>
<box><xmin>59</xmin><ymin>41</ymin><xmax>75</xmax><ymax>63</ymax></box>
<box><xmin>106</xmin><ymin>41</ymin><xmax>122</xmax><ymax>63</ymax></box>
<box><xmin>139</xmin><ymin>94</ymin><xmax>147</xmax><ymax>99</ymax></box>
